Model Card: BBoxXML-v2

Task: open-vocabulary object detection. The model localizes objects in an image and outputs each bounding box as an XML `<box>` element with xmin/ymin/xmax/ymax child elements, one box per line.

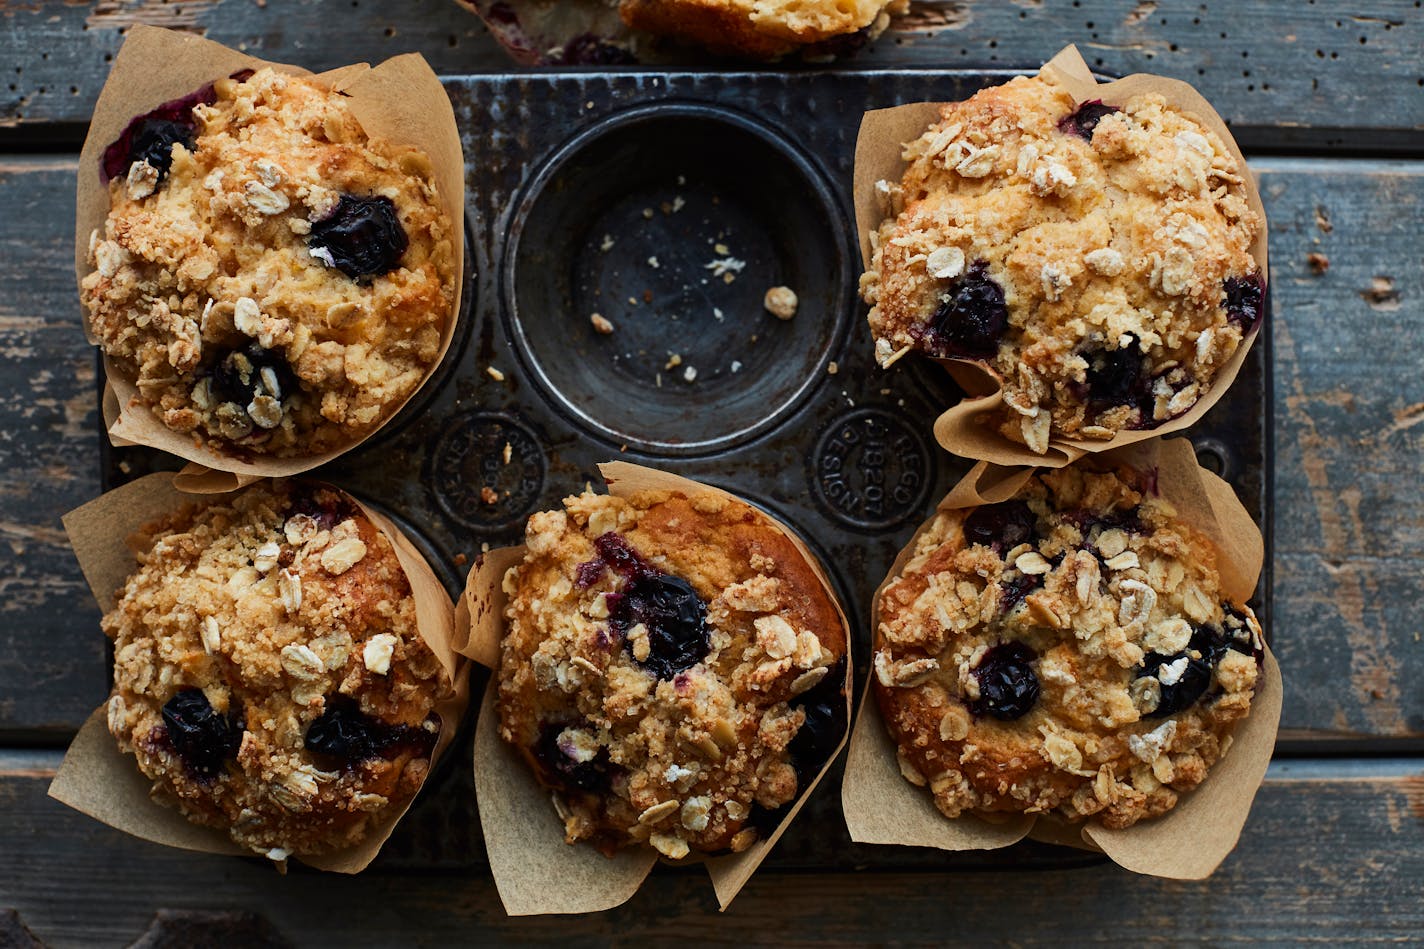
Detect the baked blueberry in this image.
<box><xmin>287</xmin><ymin>486</ymin><xmax>363</xmax><ymax>533</ymax></box>
<box><xmin>576</xmin><ymin>531</ymin><xmax>654</xmax><ymax>587</ymax></box>
<box><xmin>610</xmin><ymin>572</ymin><xmax>710</xmax><ymax>680</ymax></box>
<box><xmin>554</xmin><ymin>35</ymin><xmax>638</xmax><ymax>65</ymax></box>
<box><xmin>786</xmin><ymin>658</ymin><xmax>847</xmax><ymax>785</ymax></box>
<box><xmin>304</xmin><ymin>698</ymin><xmax>381</xmax><ymax>761</ymax></box>
<box><xmin>999</xmin><ymin>571</ymin><xmax>1044</xmax><ymax>612</ymax></box>
<box><xmin>970</xmin><ymin>642</ymin><xmax>1040</xmax><ymax>720</ymax></box>
<box><xmin>1085</xmin><ymin>334</ymin><xmax>1146</xmax><ymax>408</ymax></box>
<box><xmin>1138</xmin><ymin>650</ymin><xmax>1214</xmax><ymax>717</ymax></box>
<box><xmin>308</xmin><ymin>194</ymin><xmax>409</xmax><ymax>280</ymax></box>
<box><xmin>161</xmin><ymin>689</ymin><xmax>241</xmax><ymax>778</ymax></box>
<box><xmin>1064</xmin><ymin>507</ymin><xmax>1145</xmax><ymax>538</ymax></box>
<box><xmin>1058</xmin><ymin>99</ymin><xmax>1120</xmax><ymax>140</ymax></box>
<box><xmin>102</xmin><ymin>90</ymin><xmax>211</xmax><ymax>184</ymax></box>
<box><xmin>923</xmin><ymin>262</ymin><xmax>1009</xmax><ymax>359</ymax></box>
<box><xmin>208</xmin><ymin>343</ymin><xmax>298</xmax><ymax>409</ymax></box>
<box><xmin>100</xmin><ymin>71</ymin><xmax>254</xmax><ymax>185</ymax></box>
<box><xmin>1223</xmin><ymin>274</ymin><xmax>1265</xmax><ymax>330</ymax></box>
<box><xmin>534</xmin><ymin>722</ymin><xmax>616</xmax><ymax>793</ymax></box>
<box><xmin>962</xmin><ymin>500</ymin><xmax>1036</xmax><ymax>553</ymax></box>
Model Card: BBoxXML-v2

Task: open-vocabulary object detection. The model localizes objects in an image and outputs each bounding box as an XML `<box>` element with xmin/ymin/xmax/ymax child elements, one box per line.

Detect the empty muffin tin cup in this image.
<box><xmin>504</xmin><ymin>103</ymin><xmax>852</xmax><ymax>456</ymax></box>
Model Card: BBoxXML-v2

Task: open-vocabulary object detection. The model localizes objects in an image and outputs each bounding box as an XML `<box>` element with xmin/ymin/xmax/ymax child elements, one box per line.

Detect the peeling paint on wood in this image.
<box><xmin>0</xmin><ymin>1</ymin><xmax>1421</xmax><ymax>150</ymax></box>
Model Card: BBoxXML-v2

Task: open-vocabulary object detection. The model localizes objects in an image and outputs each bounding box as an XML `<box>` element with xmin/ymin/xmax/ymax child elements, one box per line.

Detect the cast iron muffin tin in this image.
<box><xmin>99</xmin><ymin>69</ymin><xmax>1271</xmax><ymax>872</ymax></box>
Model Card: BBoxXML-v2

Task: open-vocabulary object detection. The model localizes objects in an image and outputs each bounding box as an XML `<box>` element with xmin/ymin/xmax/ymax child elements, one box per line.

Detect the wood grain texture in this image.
<box><xmin>1255</xmin><ymin>157</ymin><xmax>1424</xmax><ymax>745</ymax></box>
<box><xmin>1</xmin><ymin>7</ymin><xmax>1421</xmax><ymax>936</ymax></box>
<box><xmin>3</xmin><ymin>155</ymin><xmax>1421</xmax><ymax>745</ymax></box>
<box><xmin>1</xmin><ymin>1</ymin><xmax>1422</xmax><ymax>151</ymax></box>
<box><xmin>1</xmin><ymin>752</ymin><xmax>1421</xmax><ymax>946</ymax></box>
<box><xmin>0</xmin><ymin>157</ymin><xmax>105</xmax><ymax>740</ymax></box>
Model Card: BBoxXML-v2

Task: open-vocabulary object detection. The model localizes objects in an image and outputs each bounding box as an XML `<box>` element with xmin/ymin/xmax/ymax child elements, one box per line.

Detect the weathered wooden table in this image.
<box><xmin>3</xmin><ymin>2</ymin><xmax>1422</xmax><ymax>945</ymax></box>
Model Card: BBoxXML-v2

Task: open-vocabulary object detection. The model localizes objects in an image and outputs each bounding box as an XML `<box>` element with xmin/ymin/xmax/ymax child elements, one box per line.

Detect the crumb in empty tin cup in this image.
<box><xmin>764</xmin><ymin>285</ymin><xmax>799</xmax><ymax>320</ymax></box>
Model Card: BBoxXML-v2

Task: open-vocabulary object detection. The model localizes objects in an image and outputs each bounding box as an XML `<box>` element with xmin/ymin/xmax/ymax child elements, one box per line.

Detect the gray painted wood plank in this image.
<box><xmin>1</xmin><ymin>1</ymin><xmax>1423</xmax><ymax>150</ymax></box>
<box><xmin>1</xmin><ymin>156</ymin><xmax>1421</xmax><ymax>745</ymax></box>
<box><xmin>1254</xmin><ymin>157</ymin><xmax>1424</xmax><ymax>745</ymax></box>
<box><xmin>0</xmin><ymin>157</ymin><xmax>105</xmax><ymax>739</ymax></box>
<box><xmin>0</xmin><ymin>751</ymin><xmax>1421</xmax><ymax>945</ymax></box>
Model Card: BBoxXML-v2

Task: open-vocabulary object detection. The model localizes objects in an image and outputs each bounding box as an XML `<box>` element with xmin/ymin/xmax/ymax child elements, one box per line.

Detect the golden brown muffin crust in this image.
<box><xmin>104</xmin><ymin>482</ymin><xmax>454</xmax><ymax>858</ymax></box>
<box><xmin>82</xmin><ymin>68</ymin><xmax>455</xmax><ymax>458</ymax></box>
<box><xmin>873</xmin><ymin>464</ymin><xmax>1261</xmax><ymax>829</ymax></box>
<box><xmin>498</xmin><ymin>488</ymin><xmax>846</xmax><ymax>858</ymax></box>
<box><xmin>860</xmin><ymin>74</ymin><xmax>1263</xmax><ymax>453</ymax></box>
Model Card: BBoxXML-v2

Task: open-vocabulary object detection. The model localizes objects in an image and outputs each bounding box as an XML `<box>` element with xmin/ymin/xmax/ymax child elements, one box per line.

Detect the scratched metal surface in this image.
<box><xmin>96</xmin><ymin>71</ymin><xmax>1270</xmax><ymax>871</ymax></box>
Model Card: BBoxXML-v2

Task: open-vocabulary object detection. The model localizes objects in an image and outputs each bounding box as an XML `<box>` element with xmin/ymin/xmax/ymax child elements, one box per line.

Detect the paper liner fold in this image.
<box><xmin>75</xmin><ymin>25</ymin><xmax>465</xmax><ymax>484</ymax></box>
<box><xmin>842</xmin><ymin>437</ymin><xmax>1282</xmax><ymax>878</ymax></box>
<box><xmin>457</xmin><ymin>461</ymin><xmax>855</xmax><ymax>914</ymax></box>
<box><xmin>51</xmin><ymin>472</ymin><xmax>470</xmax><ymax>873</ymax></box>
<box><xmin>854</xmin><ymin>45</ymin><xmax>1270</xmax><ymax>467</ymax></box>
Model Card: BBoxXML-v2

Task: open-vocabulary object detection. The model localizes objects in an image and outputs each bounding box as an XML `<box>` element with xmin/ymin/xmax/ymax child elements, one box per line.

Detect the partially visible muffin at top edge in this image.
<box><xmin>620</xmin><ymin>0</ymin><xmax>908</xmax><ymax>60</ymax></box>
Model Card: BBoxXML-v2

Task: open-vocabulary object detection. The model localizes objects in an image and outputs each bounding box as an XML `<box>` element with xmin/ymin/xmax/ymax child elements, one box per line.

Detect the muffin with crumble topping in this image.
<box><xmin>619</xmin><ymin>0</ymin><xmax>907</xmax><ymax>60</ymax></box>
<box><xmin>102</xmin><ymin>480</ymin><xmax>455</xmax><ymax>859</ymax></box>
<box><xmin>497</xmin><ymin>487</ymin><xmax>848</xmax><ymax>859</ymax></box>
<box><xmin>456</xmin><ymin>0</ymin><xmax>907</xmax><ymax>63</ymax></box>
<box><xmin>81</xmin><ymin>66</ymin><xmax>456</xmax><ymax>458</ymax></box>
<box><xmin>872</xmin><ymin>462</ymin><xmax>1262</xmax><ymax>829</ymax></box>
<box><xmin>860</xmin><ymin>73</ymin><xmax>1264</xmax><ymax>454</ymax></box>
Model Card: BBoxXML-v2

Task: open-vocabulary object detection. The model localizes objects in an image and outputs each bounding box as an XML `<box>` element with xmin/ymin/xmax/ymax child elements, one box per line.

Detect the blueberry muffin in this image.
<box><xmin>103</xmin><ymin>481</ymin><xmax>455</xmax><ymax>858</ymax></box>
<box><xmin>620</xmin><ymin>0</ymin><xmax>907</xmax><ymax>60</ymax></box>
<box><xmin>82</xmin><ymin>67</ymin><xmax>456</xmax><ymax>458</ymax></box>
<box><xmin>497</xmin><ymin>488</ymin><xmax>847</xmax><ymax>858</ymax></box>
<box><xmin>873</xmin><ymin>463</ymin><xmax>1262</xmax><ymax>828</ymax></box>
<box><xmin>860</xmin><ymin>75</ymin><xmax>1264</xmax><ymax>453</ymax></box>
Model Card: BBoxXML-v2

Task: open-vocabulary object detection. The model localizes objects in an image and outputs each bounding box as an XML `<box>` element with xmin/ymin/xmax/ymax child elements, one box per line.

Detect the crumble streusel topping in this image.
<box><xmin>104</xmin><ymin>481</ymin><xmax>453</xmax><ymax>857</ymax></box>
<box><xmin>873</xmin><ymin>464</ymin><xmax>1261</xmax><ymax>829</ymax></box>
<box><xmin>498</xmin><ymin>488</ymin><xmax>847</xmax><ymax>857</ymax></box>
<box><xmin>860</xmin><ymin>74</ymin><xmax>1263</xmax><ymax>453</ymax></box>
<box><xmin>82</xmin><ymin>68</ymin><xmax>455</xmax><ymax>457</ymax></box>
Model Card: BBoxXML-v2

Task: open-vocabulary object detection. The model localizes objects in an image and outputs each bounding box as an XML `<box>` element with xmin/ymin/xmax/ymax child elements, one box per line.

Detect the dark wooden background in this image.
<box><xmin>2</xmin><ymin>1</ymin><xmax>1422</xmax><ymax>945</ymax></box>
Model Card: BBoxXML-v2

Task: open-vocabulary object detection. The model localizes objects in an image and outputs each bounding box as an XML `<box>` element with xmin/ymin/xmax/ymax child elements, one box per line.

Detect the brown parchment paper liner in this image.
<box><xmin>452</xmin><ymin>461</ymin><xmax>855</xmax><ymax>915</ymax></box>
<box><xmin>842</xmin><ymin>437</ymin><xmax>1282</xmax><ymax>879</ymax></box>
<box><xmin>74</xmin><ymin>25</ymin><xmax>466</xmax><ymax>488</ymax></box>
<box><xmin>853</xmin><ymin>45</ymin><xmax>1270</xmax><ymax>467</ymax></box>
<box><xmin>50</xmin><ymin>471</ymin><xmax>471</xmax><ymax>873</ymax></box>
